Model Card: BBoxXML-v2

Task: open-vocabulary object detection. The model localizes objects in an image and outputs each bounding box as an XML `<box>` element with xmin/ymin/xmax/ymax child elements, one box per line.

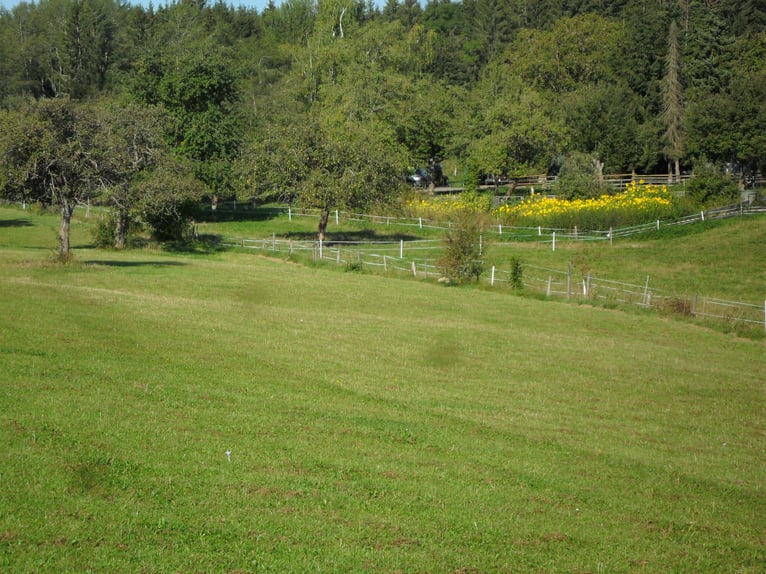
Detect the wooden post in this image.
<box><xmin>383</xmin><ymin>256</ymin><xmax>387</xmax><ymax>271</ymax></box>
<box><xmin>336</xmin><ymin>246</ymin><xmax>341</xmax><ymax>264</ymax></box>
<box><xmin>574</xmin><ymin>225</ymin><xmax>578</xmax><ymax>240</ymax></box>
<box><xmin>643</xmin><ymin>275</ymin><xmax>650</xmax><ymax>307</ymax></box>
<box><xmin>411</xmin><ymin>261</ymin><xmax>417</xmax><ymax>277</ymax></box>
<box><xmin>272</xmin><ymin>233</ymin><xmax>276</xmax><ymax>251</ymax></box>
<box><xmin>567</xmin><ymin>262</ymin><xmax>572</xmax><ymax>299</ymax></box>
<box><xmin>546</xmin><ymin>276</ymin><xmax>552</xmax><ymax>297</ymax></box>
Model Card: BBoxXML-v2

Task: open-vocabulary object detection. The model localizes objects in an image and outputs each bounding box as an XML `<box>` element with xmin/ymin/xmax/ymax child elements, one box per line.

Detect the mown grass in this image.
<box><xmin>1</xmin><ymin>205</ymin><xmax>764</xmax><ymax>573</ymax></box>
<box><xmin>194</xmin><ymin>204</ymin><xmax>766</xmax><ymax>305</ymax></box>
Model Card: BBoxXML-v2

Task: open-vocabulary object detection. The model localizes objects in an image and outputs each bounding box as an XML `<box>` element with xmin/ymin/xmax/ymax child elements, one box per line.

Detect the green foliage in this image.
<box><xmin>91</xmin><ymin>209</ymin><xmax>143</xmax><ymax>248</ymax></box>
<box><xmin>553</xmin><ymin>152</ymin><xmax>611</xmax><ymax>199</ymax></box>
<box><xmin>685</xmin><ymin>164</ymin><xmax>740</xmax><ymax>207</ymax></box>
<box><xmin>137</xmin><ymin>160</ymin><xmax>206</xmax><ymax>241</ymax></box>
<box><xmin>509</xmin><ymin>255</ymin><xmax>523</xmax><ymax>290</ymax></box>
<box><xmin>438</xmin><ymin>214</ymin><xmax>484</xmax><ymax>284</ymax></box>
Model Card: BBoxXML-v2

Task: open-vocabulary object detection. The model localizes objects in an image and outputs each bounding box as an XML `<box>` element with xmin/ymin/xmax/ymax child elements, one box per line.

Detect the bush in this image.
<box><xmin>553</xmin><ymin>152</ymin><xmax>611</xmax><ymax>200</ymax></box>
<box><xmin>92</xmin><ymin>213</ymin><xmax>117</xmax><ymax>248</ymax></box>
<box><xmin>685</xmin><ymin>164</ymin><xmax>740</xmax><ymax>207</ymax></box>
<box><xmin>438</xmin><ymin>215</ymin><xmax>484</xmax><ymax>284</ymax></box>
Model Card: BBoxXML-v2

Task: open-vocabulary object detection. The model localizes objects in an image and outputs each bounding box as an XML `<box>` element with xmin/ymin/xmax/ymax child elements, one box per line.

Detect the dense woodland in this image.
<box><xmin>1</xmin><ymin>0</ymin><xmax>764</xmax><ymax>252</ymax></box>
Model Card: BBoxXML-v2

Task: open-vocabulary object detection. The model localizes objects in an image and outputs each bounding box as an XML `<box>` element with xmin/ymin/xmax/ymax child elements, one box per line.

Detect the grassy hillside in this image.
<box><xmin>193</xmin><ymin>206</ymin><xmax>766</xmax><ymax>304</ymax></box>
<box><xmin>1</xmin><ymin>206</ymin><xmax>764</xmax><ymax>572</ymax></box>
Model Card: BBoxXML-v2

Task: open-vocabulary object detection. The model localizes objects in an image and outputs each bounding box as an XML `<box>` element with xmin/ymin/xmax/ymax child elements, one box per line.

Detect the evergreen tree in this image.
<box><xmin>661</xmin><ymin>20</ymin><xmax>685</xmax><ymax>180</ymax></box>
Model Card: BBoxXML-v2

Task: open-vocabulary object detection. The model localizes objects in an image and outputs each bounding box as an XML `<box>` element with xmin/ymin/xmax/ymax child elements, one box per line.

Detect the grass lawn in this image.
<box><xmin>1</xmin><ymin>205</ymin><xmax>764</xmax><ymax>572</ymax></box>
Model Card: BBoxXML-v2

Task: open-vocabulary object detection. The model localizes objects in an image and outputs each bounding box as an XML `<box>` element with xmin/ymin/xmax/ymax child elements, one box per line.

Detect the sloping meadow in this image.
<box><xmin>0</xmin><ymin>210</ymin><xmax>764</xmax><ymax>573</ymax></box>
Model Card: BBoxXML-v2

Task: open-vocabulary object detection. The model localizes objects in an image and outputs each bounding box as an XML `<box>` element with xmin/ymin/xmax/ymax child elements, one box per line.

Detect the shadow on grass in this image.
<box><xmin>0</xmin><ymin>219</ymin><xmax>33</xmax><ymax>228</ymax></box>
<box><xmin>161</xmin><ymin>235</ymin><xmax>227</xmax><ymax>254</ymax></box>
<box><xmin>194</xmin><ymin>206</ymin><xmax>283</xmax><ymax>223</ymax></box>
<box><xmin>85</xmin><ymin>260</ymin><xmax>187</xmax><ymax>268</ymax></box>
<box><xmin>283</xmin><ymin>229</ymin><xmax>423</xmax><ymax>243</ymax></box>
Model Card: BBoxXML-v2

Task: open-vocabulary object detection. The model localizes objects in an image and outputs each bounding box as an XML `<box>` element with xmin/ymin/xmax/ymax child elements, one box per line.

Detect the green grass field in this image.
<box><xmin>1</xmin><ymin>205</ymin><xmax>764</xmax><ymax>573</ymax></box>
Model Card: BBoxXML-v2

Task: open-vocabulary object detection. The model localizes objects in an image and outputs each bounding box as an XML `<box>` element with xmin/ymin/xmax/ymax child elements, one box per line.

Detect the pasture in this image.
<box><xmin>0</xmin><ymin>206</ymin><xmax>764</xmax><ymax>572</ymax></box>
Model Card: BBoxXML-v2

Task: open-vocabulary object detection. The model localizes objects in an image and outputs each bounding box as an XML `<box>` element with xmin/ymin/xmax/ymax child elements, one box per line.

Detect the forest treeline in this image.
<box><xmin>0</xmin><ymin>0</ymin><xmax>764</xmax><ymax>253</ymax></box>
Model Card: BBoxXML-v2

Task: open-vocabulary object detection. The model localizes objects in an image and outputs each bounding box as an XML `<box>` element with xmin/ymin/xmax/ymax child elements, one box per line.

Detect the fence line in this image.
<box><xmin>221</xmin><ymin>229</ymin><xmax>766</xmax><ymax>332</ymax></box>
<box><xmin>207</xmin><ymin>201</ymin><xmax>765</xmax><ymax>246</ymax></box>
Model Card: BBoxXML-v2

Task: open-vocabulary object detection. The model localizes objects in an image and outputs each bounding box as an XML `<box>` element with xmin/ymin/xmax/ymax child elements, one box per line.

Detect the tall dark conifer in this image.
<box><xmin>661</xmin><ymin>20</ymin><xmax>684</xmax><ymax>181</ymax></box>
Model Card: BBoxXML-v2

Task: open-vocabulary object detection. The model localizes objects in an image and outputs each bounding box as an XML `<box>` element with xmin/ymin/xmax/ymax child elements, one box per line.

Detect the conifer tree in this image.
<box><xmin>661</xmin><ymin>20</ymin><xmax>684</xmax><ymax>181</ymax></box>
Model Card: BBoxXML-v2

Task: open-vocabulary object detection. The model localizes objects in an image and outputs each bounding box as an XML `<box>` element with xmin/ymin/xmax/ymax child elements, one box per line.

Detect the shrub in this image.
<box><xmin>438</xmin><ymin>215</ymin><xmax>484</xmax><ymax>284</ymax></box>
<box><xmin>685</xmin><ymin>164</ymin><xmax>739</xmax><ymax>207</ymax></box>
<box><xmin>553</xmin><ymin>152</ymin><xmax>611</xmax><ymax>200</ymax></box>
<box><xmin>92</xmin><ymin>213</ymin><xmax>117</xmax><ymax>248</ymax></box>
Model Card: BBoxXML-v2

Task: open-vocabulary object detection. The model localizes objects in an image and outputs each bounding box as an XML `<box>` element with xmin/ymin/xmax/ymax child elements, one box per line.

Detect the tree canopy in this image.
<box><xmin>1</xmin><ymin>0</ymin><xmax>764</xmax><ymax>245</ymax></box>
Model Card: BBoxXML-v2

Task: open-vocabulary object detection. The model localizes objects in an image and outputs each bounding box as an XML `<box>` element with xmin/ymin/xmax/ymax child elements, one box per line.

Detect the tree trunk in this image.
<box><xmin>318</xmin><ymin>208</ymin><xmax>330</xmax><ymax>242</ymax></box>
<box><xmin>58</xmin><ymin>200</ymin><xmax>74</xmax><ymax>260</ymax></box>
<box><xmin>114</xmin><ymin>209</ymin><xmax>129</xmax><ymax>249</ymax></box>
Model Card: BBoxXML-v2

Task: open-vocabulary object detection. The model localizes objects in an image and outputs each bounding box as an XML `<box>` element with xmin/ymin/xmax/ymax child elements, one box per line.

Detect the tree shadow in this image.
<box><xmin>85</xmin><ymin>260</ymin><xmax>187</xmax><ymax>268</ymax></box>
<box><xmin>282</xmin><ymin>229</ymin><xmax>423</xmax><ymax>243</ymax></box>
<box><xmin>0</xmin><ymin>219</ymin><xmax>33</xmax><ymax>228</ymax></box>
<box><xmin>194</xmin><ymin>206</ymin><xmax>284</xmax><ymax>223</ymax></box>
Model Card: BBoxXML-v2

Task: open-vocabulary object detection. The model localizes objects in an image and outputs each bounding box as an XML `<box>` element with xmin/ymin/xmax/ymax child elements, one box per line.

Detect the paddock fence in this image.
<box><xmin>220</xmin><ymin>229</ymin><xmax>766</xmax><ymax>332</ymax></box>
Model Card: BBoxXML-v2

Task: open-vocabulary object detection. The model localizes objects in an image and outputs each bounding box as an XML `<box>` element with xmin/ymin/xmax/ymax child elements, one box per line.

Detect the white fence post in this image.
<box><xmin>419</xmin><ymin>217</ymin><xmax>423</xmax><ymax>229</ymax></box>
<box><xmin>643</xmin><ymin>276</ymin><xmax>650</xmax><ymax>307</ymax></box>
<box><xmin>411</xmin><ymin>261</ymin><xmax>417</xmax><ymax>277</ymax></box>
<box><xmin>288</xmin><ymin>207</ymin><xmax>292</xmax><ymax>222</ymax></box>
<box><xmin>400</xmin><ymin>240</ymin><xmax>404</xmax><ymax>258</ymax></box>
<box><xmin>319</xmin><ymin>238</ymin><xmax>323</xmax><ymax>259</ymax></box>
<box><xmin>335</xmin><ymin>209</ymin><xmax>339</xmax><ymax>225</ymax></box>
<box><xmin>491</xmin><ymin>265</ymin><xmax>495</xmax><ymax>286</ymax></box>
<box><xmin>552</xmin><ymin>231</ymin><xmax>556</xmax><ymax>252</ymax></box>
<box><xmin>498</xmin><ymin>223</ymin><xmax>502</xmax><ymax>235</ymax></box>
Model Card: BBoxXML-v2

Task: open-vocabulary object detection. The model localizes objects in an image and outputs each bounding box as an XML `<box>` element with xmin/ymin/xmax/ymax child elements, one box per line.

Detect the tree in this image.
<box><xmin>461</xmin><ymin>65</ymin><xmax>567</xmax><ymax>192</ymax></box>
<box><xmin>0</xmin><ymin>99</ymin><xmax>103</xmax><ymax>259</ymax></box>
<box><xmin>93</xmin><ymin>102</ymin><xmax>171</xmax><ymax>248</ymax></box>
<box><xmin>64</xmin><ymin>0</ymin><xmax>116</xmax><ymax>99</ymax></box>
<box><xmin>136</xmin><ymin>158</ymin><xmax>206</xmax><ymax>242</ymax></box>
<box><xmin>661</xmin><ymin>20</ymin><xmax>684</xmax><ymax>181</ymax></box>
<box><xmin>238</xmin><ymin>109</ymin><xmax>407</xmax><ymax>241</ymax></box>
<box><xmin>133</xmin><ymin>44</ymin><xmax>242</xmax><ymax>203</ymax></box>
